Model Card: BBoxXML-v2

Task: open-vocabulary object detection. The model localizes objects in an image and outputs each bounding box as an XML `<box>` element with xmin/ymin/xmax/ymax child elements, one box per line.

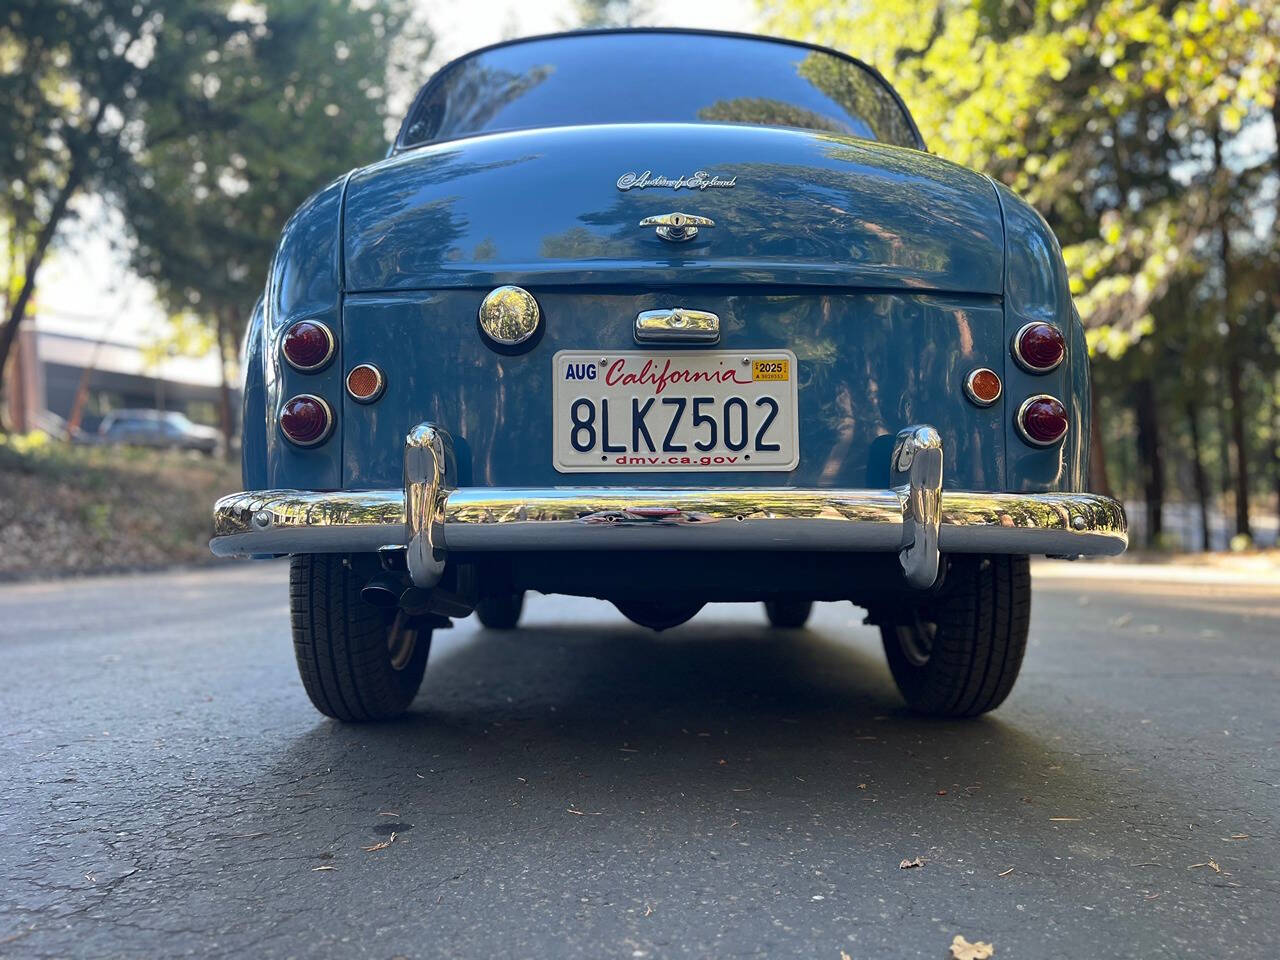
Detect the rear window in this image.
<box><xmin>398</xmin><ymin>31</ymin><xmax>922</xmax><ymax>150</ymax></box>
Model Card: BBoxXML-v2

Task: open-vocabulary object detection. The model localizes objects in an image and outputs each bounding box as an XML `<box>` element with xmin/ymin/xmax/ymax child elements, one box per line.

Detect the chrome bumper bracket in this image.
<box><xmin>892</xmin><ymin>425</ymin><xmax>943</xmax><ymax>589</ymax></box>
<box><xmin>404</xmin><ymin>423</ymin><xmax>455</xmax><ymax>588</ymax></box>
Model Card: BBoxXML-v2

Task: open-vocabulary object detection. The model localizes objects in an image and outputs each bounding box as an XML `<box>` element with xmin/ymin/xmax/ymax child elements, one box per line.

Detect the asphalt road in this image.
<box><xmin>1</xmin><ymin>561</ymin><xmax>1277</xmax><ymax>959</ymax></box>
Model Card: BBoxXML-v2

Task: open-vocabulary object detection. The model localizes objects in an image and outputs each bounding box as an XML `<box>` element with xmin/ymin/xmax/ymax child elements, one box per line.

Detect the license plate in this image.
<box><xmin>552</xmin><ymin>350</ymin><xmax>799</xmax><ymax>472</ymax></box>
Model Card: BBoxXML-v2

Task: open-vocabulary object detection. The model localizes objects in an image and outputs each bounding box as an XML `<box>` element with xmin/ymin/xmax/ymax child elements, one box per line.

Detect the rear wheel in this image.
<box><xmin>476</xmin><ymin>591</ymin><xmax>525</xmax><ymax>630</ymax></box>
<box><xmin>879</xmin><ymin>554</ymin><xmax>1030</xmax><ymax>717</ymax></box>
<box><xmin>764</xmin><ymin>599</ymin><xmax>813</xmax><ymax>628</ymax></box>
<box><xmin>289</xmin><ymin>555</ymin><xmax>432</xmax><ymax>722</ymax></box>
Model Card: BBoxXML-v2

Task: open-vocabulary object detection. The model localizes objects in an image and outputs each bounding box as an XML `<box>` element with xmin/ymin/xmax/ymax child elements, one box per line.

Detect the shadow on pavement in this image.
<box><xmin>267</xmin><ymin>618</ymin><xmax>1103</xmax><ymax>850</ymax></box>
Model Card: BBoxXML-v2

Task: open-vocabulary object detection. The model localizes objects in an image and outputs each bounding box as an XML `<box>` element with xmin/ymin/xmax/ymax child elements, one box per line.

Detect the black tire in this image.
<box><xmin>476</xmin><ymin>591</ymin><xmax>525</xmax><ymax>630</ymax></box>
<box><xmin>879</xmin><ymin>554</ymin><xmax>1030</xmax><ymax>718</ymax></box>
<box><xmin>764</xmin><ymin>599</ymin><xmax>813</xmax><ymax>628</ymax></box>
<box><xmin>289</xmin><ymin>555</ymin><xmax>431</xmax><ymax>722</ymax></box>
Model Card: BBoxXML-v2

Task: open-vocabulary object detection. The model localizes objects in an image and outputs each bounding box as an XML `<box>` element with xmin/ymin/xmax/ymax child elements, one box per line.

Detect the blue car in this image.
<box><xmin>212</xmin><ymin>29</ymin><xmax>1127</xmax><ymax>722</ymax></box>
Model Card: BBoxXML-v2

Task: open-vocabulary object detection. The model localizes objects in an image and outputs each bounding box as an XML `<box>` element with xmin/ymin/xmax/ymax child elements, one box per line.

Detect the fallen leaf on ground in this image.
<box><xmin>899</xmin><ymin>857</ymin><xmax>926</xmax><ymax>869</ymax></box>
<box><xmin>950</xmin><ymin>934</ymin><xmax>995</xmax><ymax>959</ymax></box>
<box><xmin>1189</xmin><ymin>859</ymin><xmax>1221</xmax><ymax>873</ymax></box>
<box><xmin>362</xmin><ymin>832</ymin><xmax>396</xmax><ymax>852</ymax></box>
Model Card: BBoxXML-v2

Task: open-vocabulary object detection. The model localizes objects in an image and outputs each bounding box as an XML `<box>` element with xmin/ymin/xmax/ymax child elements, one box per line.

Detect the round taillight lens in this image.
<box><xmin>279</xmin><ymin>394</ymin><xmax>333</xmax><ymax>446</ymax></box>
<box><xmin>346</xmin><ymin>363</ymin><xmax>385</xmax><ymax>403</ymax></box>
<box><xmin>964</xmin><ymin>367</ymin><xmax>1003</xmax><ymax>406</ymax></box>
<box><xmin>1013</xmin><ymin>322</ymin><xmax>1065</xmax><ymax>372</ymax></box>
<box><xmin>1017</xmin><ymin>395</ymin><xmax>1068</xmax><ymax>446</ymax></box>
<box><xmin>281</xmin><ymin>320</ymin><xmax>335</xmax><ymax>371</ymax></box>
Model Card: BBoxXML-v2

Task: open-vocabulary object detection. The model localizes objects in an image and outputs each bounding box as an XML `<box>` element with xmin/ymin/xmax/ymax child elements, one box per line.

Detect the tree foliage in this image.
<box><xmin>0</xmin><ymin>0</ymin><xmax>430</xmax><ymax>423</ymax></box>
<box><xmin>763</xmin><ymin>0</ymin><xmax>1279</xmax><ymax>542</ymax></box>
<box><xmin>125</xmin><ymin>0</ymin><xmax>430</xmax><ymax>338</ymax></box>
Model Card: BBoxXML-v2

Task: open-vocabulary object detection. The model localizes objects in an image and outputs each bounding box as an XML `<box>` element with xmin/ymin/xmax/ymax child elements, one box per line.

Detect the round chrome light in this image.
<box><xmin>963</xmin><ymin>367</ymin><xmax>1003</xmax><ymax>407</ymax></box>
<box><xmin>346</xmin><ymin>363</ymin><xmax>385</xmax><ymax>403</ymax></box>
<box><xmin>1016</xmin><ymin>394</ymin><xmax>1068</xmax><ymax>446</ymax></box>
<box><xmin>281</xmin><ymin>320</ymin><xmax>335</xmax><ymax>372</ymax></box>
<box><xmin>478</xmin><ymin>285</ymin><xmax>541</xmax><ymax>347</ymax></box>
<box><xmin>1012</xmin><ymin>321</ymin><xmax>1065</xmax><ymax>373</ymax></box>
<box><xmin>279</xmin><ymin>394</ymin><xmax>334</xmax><ymax>447</ymax></box>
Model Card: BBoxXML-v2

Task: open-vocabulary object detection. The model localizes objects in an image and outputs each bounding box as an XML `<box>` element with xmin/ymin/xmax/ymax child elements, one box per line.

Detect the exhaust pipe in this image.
<box><xmin>360</xmin><ymin>573</ymin><xmax>406</xmax><ymax>608</ymax></box>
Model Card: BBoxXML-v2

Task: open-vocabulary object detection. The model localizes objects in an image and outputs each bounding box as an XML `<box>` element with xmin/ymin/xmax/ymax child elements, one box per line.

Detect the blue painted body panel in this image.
<box><xmin>240</xmin><ymin>296</ymin><xmax>268</xmax><ymax>490</ymax></box>
<box><xmin>993</xmin><ymin>183</ymin><xmax>1087</xmax><ymax>492</ymax></box>
<box><xmin>259</xmin><ymin>175</ymin><xmax>347</xmax><ymax>491</ymax></box>
<box><xmin>344</xmin><ymin>124</ymin><xmax>1005</xmax><ymax>293</ymax></box>
<box><xmin>340</xmin><ymin>290</ymin><xmax>1006</xmax><ymax>491</ymax></box>
<box><xmin>242</xmin><ymin>40</ymin><xmax>1090</xmax><ymax>501</ymax></box>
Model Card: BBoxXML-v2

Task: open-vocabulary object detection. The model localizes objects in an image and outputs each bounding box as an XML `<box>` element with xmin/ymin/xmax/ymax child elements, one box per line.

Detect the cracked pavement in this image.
<box><xmin>1</xmin><ymin>561</ymin><xmax>1277</xmax><ymax>958</ymax></box>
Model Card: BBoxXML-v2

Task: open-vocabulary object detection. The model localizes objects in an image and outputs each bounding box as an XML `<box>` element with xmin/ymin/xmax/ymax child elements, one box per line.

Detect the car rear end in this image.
<box><xmin>212</xmin><ymin>30</ymin><xmax>1125</xmax><ymax>721</ymax></box>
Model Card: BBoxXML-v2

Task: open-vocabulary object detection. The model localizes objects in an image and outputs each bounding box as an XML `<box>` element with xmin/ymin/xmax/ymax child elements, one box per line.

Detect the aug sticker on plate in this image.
<box><xmin>551</xmin><ymin>350</ymin><xmax>799</xmax><ymax>473</ymax></box>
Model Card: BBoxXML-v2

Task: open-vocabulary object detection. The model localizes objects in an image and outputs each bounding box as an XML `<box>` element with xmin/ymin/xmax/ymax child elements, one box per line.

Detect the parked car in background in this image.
<box><xmin>97</xmin><ymin>409</ymin><xmax>219</xmax><ymax>455</ymax></box>
<box><xmin>212</xmin><ymin>28</ymin><xmax>1127</xmax><ymax>723</ymax></box>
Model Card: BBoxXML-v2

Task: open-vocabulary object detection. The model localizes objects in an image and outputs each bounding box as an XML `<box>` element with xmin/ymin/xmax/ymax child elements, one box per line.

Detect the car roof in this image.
<box><xmin>394</xmin><ymin>27</ymin><xmax>923</xmax><ymax>152</ymax></box>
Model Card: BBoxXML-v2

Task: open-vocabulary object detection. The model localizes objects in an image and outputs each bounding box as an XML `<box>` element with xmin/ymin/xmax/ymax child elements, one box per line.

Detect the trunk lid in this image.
<box><xmin>343</xmin><ymin>123</ymin><xmax>1003</xmax><ymax>293</ymax></box>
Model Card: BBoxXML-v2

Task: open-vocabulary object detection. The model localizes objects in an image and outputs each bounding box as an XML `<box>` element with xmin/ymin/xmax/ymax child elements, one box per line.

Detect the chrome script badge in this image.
<box><xmin>616</xmin><ymin>170</ymin><xmax>738</xmax><ymax>191</ymax></box>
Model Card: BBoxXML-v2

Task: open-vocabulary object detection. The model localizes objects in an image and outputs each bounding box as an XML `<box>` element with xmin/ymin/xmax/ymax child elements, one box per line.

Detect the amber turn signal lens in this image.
<box><xmin>1013</xmin><ymin>322</ymin><xmax>1065</xmax><ymax>372</ymax></box>
<box><xmin>346</xmin><ymin>363</ymin><xmax>385</xmax><ymax>403</ymax></box>
<box><xmin>1017</xmin><ymin>394</ymin><xmax>1068</xmax><ymax>446</ymax></box>
<box><xmin>279</xmin><ymin>394</ymin><xmax>333</xmax><ymax>446</ymax></box>
<box><xmin>964</xmin><ymin>367</ymin><xmax>1002</xmax><ymax>407</ymax></box>
<box><xmin>281</xmin><ymin>320</ymin><xmax>335</xmax><ymax>371</ymax></box>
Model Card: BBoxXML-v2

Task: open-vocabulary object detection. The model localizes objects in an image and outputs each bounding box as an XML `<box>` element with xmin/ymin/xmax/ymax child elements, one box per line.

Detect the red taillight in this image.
<box><xmin>281</xmin><ymin>320</ymin><xmax>335</xmax><ymax>371</ymax></box>
<box><xmin>1013</xmin><ymin>322</ymin><xmax>1065</xmax><ymax>373</ymax></box>
<box><xmin>279</xmin><ymin>394</ymin><xmax>333</xmax><ymax>446</ymax></box>
<box><xmin>1017</xmin><ymin>395</ymin><xmax>1068</xmax><ymax>446</ymax></box>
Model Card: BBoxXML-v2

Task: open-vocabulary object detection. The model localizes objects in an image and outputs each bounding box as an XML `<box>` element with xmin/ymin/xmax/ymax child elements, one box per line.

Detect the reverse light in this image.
<box><xmin>281</xmin><ymin>320</ymin><xmax>335</xmax><ymax>371</ymax></box>
<box><xmin>1012</xmin><ymin>322</ymin><xmax>1065</xmax><ymax>373</ymax></box>
<box><xmin>963</xmin><ymin>367</ymin><xmax>1003</xmax><ymax>407</ymax></box>
<box><xmin>346</xmin><ymin>363</ymin><xmax>385</xmax><ymax>403</ymax></box>
<box><xmin>279</xmin><ymin>394</ymin><xmax>334</xmax><ymax>446</ymax></box>
<box><xmin>1016</xmin><ymin>394</ymin><xmax>1068</xmax><ymax>446</ymax></box>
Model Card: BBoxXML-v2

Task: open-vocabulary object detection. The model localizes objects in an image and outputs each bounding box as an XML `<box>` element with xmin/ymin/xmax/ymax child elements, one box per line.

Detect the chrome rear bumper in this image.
<box><xmin>211</xmin><ymin>423</ymin><xmax>1127</xmax><ymax>588</ymax></box>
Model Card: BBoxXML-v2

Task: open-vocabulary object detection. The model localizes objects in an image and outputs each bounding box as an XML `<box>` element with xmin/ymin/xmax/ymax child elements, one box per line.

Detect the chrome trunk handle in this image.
<box><xmin>634</xmin><ymin>308</ymin><xmax>720</xmax><ymax>343</ymax></box>
<box><xmin>638</xmin><ymin>212</ymin><xmax>715</xmax><ymax>242</ymax></box>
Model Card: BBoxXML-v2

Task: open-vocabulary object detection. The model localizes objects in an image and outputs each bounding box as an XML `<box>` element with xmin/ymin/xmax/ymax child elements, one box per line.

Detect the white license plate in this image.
<box><xmin>552</xmin><ymin>350</ymin><xmax>799</xmax><ymax>472</ymax></box>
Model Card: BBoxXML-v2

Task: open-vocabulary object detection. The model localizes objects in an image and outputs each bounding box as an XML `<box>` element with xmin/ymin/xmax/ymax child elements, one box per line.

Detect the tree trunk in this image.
<box><xmin>1133</xmin><ymin>377</ymin><xmax>1164</xmax><ymax>546</ymax></box>
<box><xmin>1271</xmin><ymin>379</ymin><xmax>1280</xmax><ymax>536</ymax></box>
<box><xmin>0</xmin><ymin>99</ymin><xmax>109</xmax><ymax>419</ymax></box>
<box><xmin>1226</xmin><ymin>354</ymin><xmax>1252</xmax><ymax>539</ymax></box>
<box><xmin>0</xmin><ymin>166</ymin><xmax>83</xmax><ymax>413</ymax></box>
<box><xmin>1088</xmin><ymin>375</ymin><xmax>1112</xmax><ymax>497</ymax></box>
<box><xmin>1185</xmin><ymin>398</ymin><xmax>1212</xmax><ymax>551</ymax></box>
<box><xmin>216</xmin><ymin>306</ymin><xmax>236</xmax><ymax>462</ymax></box>
<box><xmin>1214</xmin><ymin>123</ymin><xmax>1251</xmax><ymax>541</ymax></box>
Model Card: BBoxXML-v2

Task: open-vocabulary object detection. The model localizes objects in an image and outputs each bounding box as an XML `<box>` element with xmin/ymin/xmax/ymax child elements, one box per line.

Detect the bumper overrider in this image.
<box><xmin>211</xmin><ymin>423</ymin><xmax>1127</xmax><ymax>589</ymax></box>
